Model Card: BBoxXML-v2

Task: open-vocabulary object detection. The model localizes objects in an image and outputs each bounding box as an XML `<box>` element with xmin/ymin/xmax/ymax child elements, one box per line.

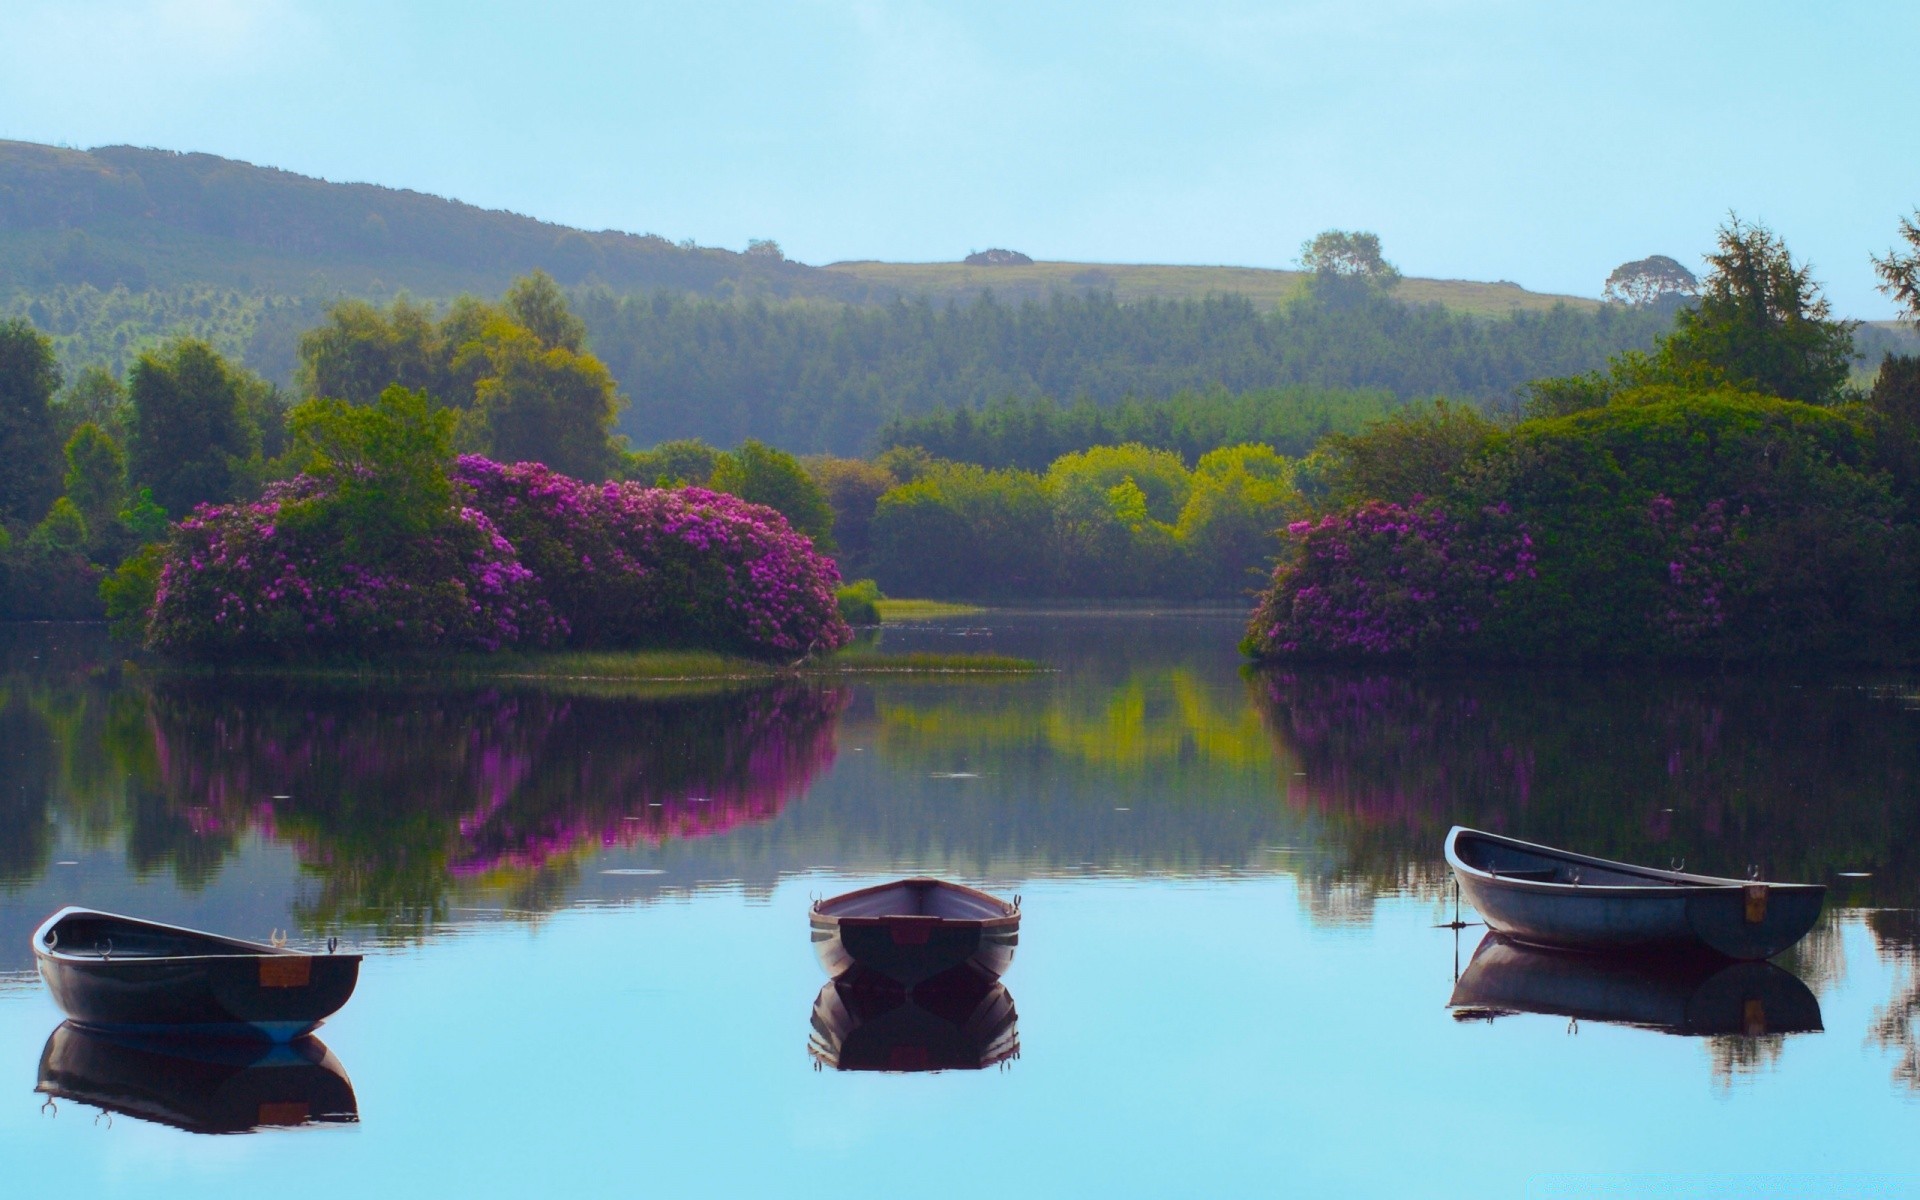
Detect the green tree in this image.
<box><xmin>459</xmin><ymin>320</ymin><xmax>625</xmax><ymax>479</ymax></box>
<box><xmin>710</xmin><ymin>440</ymin><xmax>836</xmax><ymax>548</ymax></box>
<box><xmin>1603</xmin><ymin>256</ymin><xmax>1698</xmax><ymax>309</ymax></box>
<box><xmin>1660</xmin><ymin>216</ymin><xmax>1856</xmax><ymax>404</ymax></box>
<box><xmin>62</xmin><ymin>422</ymin><xmax>128</xmax><ymax>552</ymax></box>
<box><xmin>505</xmin><ymin>271</ymin><xmax>587</xmax><ymax>352</ymax></box>
<box><xmin>27</xmin><ymin>497</ymin><xmax>88</xmax><ymax>554</ymax></box>
<box><xmin>0</xmin><ymin>319</ymin><xmax>63</xmax><ymax>526</ymax></box>
<box><xmin>1318</xmin><ymin>400</ymin><xmax>1498</xmax><ymax>506</ymax></box>
<box><xmin>54</xmin><ymin>365</ymin><xmax>128</xmax><ymax>442</ymax></box>
<box><xmin>805</xmin><ymin>456</ymin><xmax>896</xmax><ymax>572</ymax></box>
<box><xmin>626</xmin><ymin>438</ymin><xmax>719</xmax><ymax>485</ymax></box>
<box><xmin>127</xmin><ymin>339</ymin><xmax>262</xmax><ymax>516</ymax></box>
<box><xmin>1299</xmin><ymin>230</ymin><xmax>1400</xmax><ymax>283</ymax></box>
<box><xmin>296</xmin><ymin>296</ymin><xmax>443</xmax><ymax>406</ymax></box>
<box><xmin>1872</xmin><ymin>209</ymin><xmax>1920</xmax><ymax>324</ymax></box>
<box><xmin>282</xmin><ymin>385</ymin><xmax>457</xmax><ymax>555</ymax></box>
<box><xmin>1178</xmin><ymin>445</ymin><xmax>1298</xmax><ymax>595</ymax></box>
<box><xmin>870</xmin><ymin>463</ymin><xmax>1054</xmax><ymax>598</ymax></box>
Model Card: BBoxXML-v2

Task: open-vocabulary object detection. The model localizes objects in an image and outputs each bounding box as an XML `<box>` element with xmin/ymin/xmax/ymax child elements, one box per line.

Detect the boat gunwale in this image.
<box><xmin>809</xmin><ymin>877</ymin><xmax>1020</xmax><ymax>928</ymax></box>
<box><xmin>1444</xmin><ymin>827</ymin><xmax>1825</xmax><ymax>900</ymax></box>
<box><xmin>31</xmin><ymin>907</ymin><xmax>362</xmax><ymax>966</ymax></box>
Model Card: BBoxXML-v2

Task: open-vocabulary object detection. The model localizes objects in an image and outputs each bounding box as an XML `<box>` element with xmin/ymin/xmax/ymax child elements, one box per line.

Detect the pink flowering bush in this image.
<box><xmin>1241</xmin><ymin>500</ymin><xmax>1535</xmax><ymax>660</ymax></box>
<box><xmin>454</xmin><ymin>457</ymin><xmax>850</xmax><ymax>657</ymax></box>
<box><xmin>147</xmin><ymin>474</ymin><xmax>560</xmax><ymax>657</ymax></box>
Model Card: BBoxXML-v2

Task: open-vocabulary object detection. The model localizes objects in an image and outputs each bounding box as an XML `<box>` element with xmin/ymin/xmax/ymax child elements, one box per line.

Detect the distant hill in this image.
<box><xmin>0</xmin><ymin>140</ymin><xmax>860</xmax><ymax>301</ymax></box>
<box><xmin>824</xmin><ymin>260</ymin><xmax>1600</xmax><ymax>317</ymax></box>
<box><xmin>0</xmin><ymin>140</ymin><xmax>1606</xmax><ymax>316</ymax></box>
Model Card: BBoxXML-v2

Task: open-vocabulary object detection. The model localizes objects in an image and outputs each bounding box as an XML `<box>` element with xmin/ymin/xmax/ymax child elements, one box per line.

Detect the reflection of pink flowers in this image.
<box><xmin>145</xmin><ymin>683</ymin><xmax>848</xmax><ymax>884</ymax></box>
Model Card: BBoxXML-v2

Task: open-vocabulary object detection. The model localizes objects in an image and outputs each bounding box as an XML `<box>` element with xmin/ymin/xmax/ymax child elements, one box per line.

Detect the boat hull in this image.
<box><xmin>32</xmin><ymin>909</ymin><xmax>361</xmax><ymax>1042</ymax></box>
<box><xmin>1449</xmin><ymin>934</ymin><xmax>1822</xmax><ymax>1036</ymax></box>
<box><xmin>36</xmin><ymin>1023</ymin><xmax>357</xmax><ymax>1133</ymax></box>
<box><xmin>1447</xmin><ymin>828</ymin><xmax>1825</xmax><ymax>960</ymax></box>
<box><xmin>811</xmin><ymin>914</ymin><xmax>1018</xmax><ymax>985</ymax></box>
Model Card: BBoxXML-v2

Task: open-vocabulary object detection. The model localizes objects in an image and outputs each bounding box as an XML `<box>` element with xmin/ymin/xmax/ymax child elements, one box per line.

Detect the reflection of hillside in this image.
<box><xmin>1254</xmin><ymin>670</ymin><xmax>1920</xmax><ymax>903</ymax></box>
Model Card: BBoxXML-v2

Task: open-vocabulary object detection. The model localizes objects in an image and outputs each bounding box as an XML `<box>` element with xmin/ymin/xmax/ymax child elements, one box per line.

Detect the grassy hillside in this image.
<box><xmin>823</xmin><ymin>259</ymin><xmax>1601</xmax><ymax>316</ymax></box>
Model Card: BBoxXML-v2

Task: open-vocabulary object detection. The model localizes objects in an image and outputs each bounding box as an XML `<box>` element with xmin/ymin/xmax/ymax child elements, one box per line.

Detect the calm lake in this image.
<box><xmin>3</xmin><ymin>611</ymin><xmax>1919</xmax><ymax>1198</ymax></box>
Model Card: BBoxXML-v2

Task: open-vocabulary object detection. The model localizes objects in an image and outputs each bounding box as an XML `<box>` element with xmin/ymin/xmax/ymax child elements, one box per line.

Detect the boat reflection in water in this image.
<box><xmin>1449</xmin><ymin>933</ymin><xmax>1823</xmax><ymax>1037</ymax></box>
<box><xmin>35</xmin><ymin>1022</ymin><xmax>358</xmax><ymax>1134</ymax></box>
<box><xmin>809</xmin><ymin>966</ymin><xmax>1019</xmax><ymax>1073</ymax></box>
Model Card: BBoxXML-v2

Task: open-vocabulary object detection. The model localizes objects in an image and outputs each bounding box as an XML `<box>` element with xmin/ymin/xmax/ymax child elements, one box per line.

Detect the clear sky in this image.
<box><xmin>3</xmin><ymin>0</ymin><xmax>1916</xmax><ymax>314</ymax></box>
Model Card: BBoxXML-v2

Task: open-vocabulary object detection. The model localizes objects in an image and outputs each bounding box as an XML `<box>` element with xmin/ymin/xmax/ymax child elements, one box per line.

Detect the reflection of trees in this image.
<box><xmin>1254</xmin><ymin>670</ymin><xmax>1920</xmax><ymax>903</ymax></box>
<box><xmin>1868</xmin><ymin>911</ymin><xmax>1920</xmax><ymax>1091</ymax></box>
<box><xmin>141</xmin><ymin>681</ymin><xmax>848</xmax><ymax>933</ymax></box>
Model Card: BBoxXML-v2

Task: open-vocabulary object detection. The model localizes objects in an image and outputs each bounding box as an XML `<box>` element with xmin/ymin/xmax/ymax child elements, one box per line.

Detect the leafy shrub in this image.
<box><xmin>836</xmin><ymin>579</ymin><xmax>883</xmax><ymax>625</ymax></box>
<box><xmin>1246</xmin><ymin>387</ymin><xmax>1919</xmax><ymax>663</ymax></box>
<box><xmin>454</xmin><ymin>457</ymin><xmax>850</xmax><ymax>657</ymax></box>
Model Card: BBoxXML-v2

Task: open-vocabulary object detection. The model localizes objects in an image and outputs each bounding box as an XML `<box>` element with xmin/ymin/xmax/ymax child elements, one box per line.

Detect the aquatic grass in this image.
<box><xmin>873</xmin><ymin>599</ymin><xmax>986</xmax><ymax>621</ymax></box>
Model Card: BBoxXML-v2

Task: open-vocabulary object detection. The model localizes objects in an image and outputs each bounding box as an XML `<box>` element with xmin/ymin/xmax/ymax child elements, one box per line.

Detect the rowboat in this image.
<box><xmin>35</xmin><ymin>1023</ymin><xmax>358</xmax><ymax>1134</ymax></box>
<box><xmin>33</xmin><ymin>907</ymin><xmax>361</xmax><ymax>1041</ymax></box>
<box><xmin>810</xmin><ymin>878</ymin><xmax>1019</xmax><ymax>985</ymax></box>
<box><xmin>1448</xmin><ymin>933</ymin><xmax>1822</xmax><ymax>1036</ymax></box>
<box><xmin>1445</xmin><ymin>827</ymin><xmax>1825</xmax><ymax>960</ymax></box>
<box><xmin>808</xmin><ymin>965</ymin><xmax>1019</xmax><ymax>1072</ymax></box>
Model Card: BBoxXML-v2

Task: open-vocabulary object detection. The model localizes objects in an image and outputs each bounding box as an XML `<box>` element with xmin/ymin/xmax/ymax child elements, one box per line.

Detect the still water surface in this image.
<box><xmin>3</xmin><ymin>612</ymin><xmax>1920</xmax><ymax>1197</ymax></box>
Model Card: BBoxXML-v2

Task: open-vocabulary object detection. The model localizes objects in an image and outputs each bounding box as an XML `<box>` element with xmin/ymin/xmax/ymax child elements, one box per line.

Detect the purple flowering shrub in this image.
<box><xmin>454</xmin><ymin>457</ymin><xmax>850</xmax><ymax>657</ymax></box>
<box><xmin>1241</xmin><ymin>500</ymin><xmax>1535</xmax><ymax>660</ymax></box>
<box><xmin>147</xmin><ymin>474</ymin><xmax>560</xmax><ymax>657</ymax></box>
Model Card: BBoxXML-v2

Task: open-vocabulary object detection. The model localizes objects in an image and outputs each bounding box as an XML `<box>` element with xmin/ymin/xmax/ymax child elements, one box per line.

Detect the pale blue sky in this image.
<box><xmin>2</xmin><ymin>0</ymin><xmax>1916</xmax><ymax>314</ymax></box>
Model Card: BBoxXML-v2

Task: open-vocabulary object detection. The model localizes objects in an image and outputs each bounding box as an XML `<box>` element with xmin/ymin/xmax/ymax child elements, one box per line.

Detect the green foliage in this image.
<box><xmin>505</xmin><ymin>271</ymin><xmax>587</xmax><ymax>352</ymax></box>
<box><xmin>28</xmin><ymin>497</ymin><xmax>88</xmax><ymax>554</ymax></box>
<box><xmin>1251</xmin><ymin>385</ymin><xmax>1919</xmax><ymax>663</ymax></box>
<box><xmin>836</xmin><ymin>578</ymin><xmax>883</xmax><ymax>625</ymax></box>
<box><xmin>871</xmin><ymin>463</ymin><xmax>1054</xmax><ymax>598</ymax></box>
<box><xmin>283</xmin><ymin>385</ymin><xmax>457</xmax><ymax>553</ymax></box>
<box><xmin>101</xmin><ymin>542</ymin><xmax>165</xmax><ymax>640</ymax></box>
<box><xmin>1659</xmin><ymin>217</ymin><xmax>1856</xmax><ymax>404</ymax></box>
<box><xmin>877</xmin><ymin>386</ymin><xmax>1403</xmax><ymax>472</ymax></box>
<box><xmin>710</xmin><ymin>440</ymin><xmax>836</xmax><ymax>549</ymax></box>
<box><xmin>1318</xmin><ymin>400</ymin><xmax>1499</xmax><ymax>506</ymax></box>
<box><xmin>127</xmin><ymin>338</ymin><xmax>263</xmax><ymax>516</ymax></box>
<box><xmin>118</xmin><ymin>487</ymin><xmax>169</xmax><ymax>543</ymax></box>
<box><xmin>53</xmin><ymin>365</ymin><xmax>127</xmax><ymax>442</ymax></box>
<box><xmin>805</xmin><ymin>456</ymin><xmax>896</xmax><ymax>574</ymax></box>
<box><xmin>63</xmin><ymin>422</ymin><xmax>126</xmax><ymax>527</ymax></box>
<box><xmin>625</xmin><ymin>438</ymin><xmax>718</xmax><ymax>486</ymax></box>
<box><xmin>868</xmin><ymin>443</ymin><xmax>1299</xmax><ymax>599</ymax></box>
<box><xmin>297</xmin><ymin>283</ymin><xmax>626</xmax><ymax>480</ymax></box>
<box><xmin>1528</xmin><ymin>219</ymin><xmax>1857</xmax><ymax>415</ymax></box>
<box><xmin>579</xmin><ymin>288</ymin><xmax>1674</xmax><ymax>454</ymax></box>
<box><xmin>1863</xmin><ymin>355</ymin><xmax>1920</xmax><ymax>501</ymax></box>
<box><xmin>0</xmin><ymin>318</ymin><xmax>62</xmax><ymax>525</ymax></box>
<box><xmin>1873</xmin><ymin>210</ymin><xmax>1920</xmax><ymax>327</ymax></box>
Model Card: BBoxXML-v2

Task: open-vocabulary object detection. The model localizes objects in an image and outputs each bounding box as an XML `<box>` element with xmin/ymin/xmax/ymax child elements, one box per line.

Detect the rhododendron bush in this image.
<box><xmin>148</xmin><ymin>474</ymin><xmax>560</xmax><ymax>656</ymax></box>
<box><xmin>1241</xmin><ymin>500</ymin><xmax>1535</xmax><ymax>660</ymax></box>
<box><xmin>141</xmin><ymin>401</ymin><xmax>850</xmax><ymax>659</ymax></box>
<box><xmin>453</xmin><ymin>457</ymin><xmax>847</xmax><ymax>656</ymax></box>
